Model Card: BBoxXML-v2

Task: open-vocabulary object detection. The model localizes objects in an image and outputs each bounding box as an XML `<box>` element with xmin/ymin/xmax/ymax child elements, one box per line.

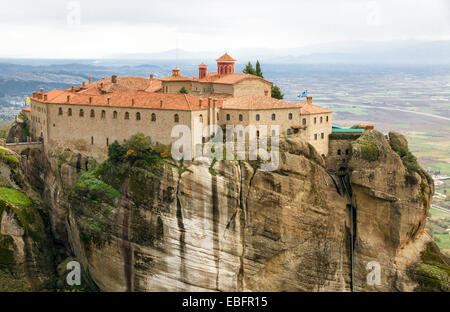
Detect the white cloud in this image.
<box><xmin>0</xmin><ymin>0</ymin><xmax>449</xmax><ymax>58</ymax></box>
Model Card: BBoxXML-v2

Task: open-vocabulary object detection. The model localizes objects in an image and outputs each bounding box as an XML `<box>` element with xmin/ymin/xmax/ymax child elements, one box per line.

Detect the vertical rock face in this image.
<box><xmin>13</xmin><ymin>131</ymin><xmax>449</xmax><ymax>292</ymax></box>
<box><xmin>0</xmin><ymin>148</ymin><xmax>56</xmax><ymax>291</ymax></box>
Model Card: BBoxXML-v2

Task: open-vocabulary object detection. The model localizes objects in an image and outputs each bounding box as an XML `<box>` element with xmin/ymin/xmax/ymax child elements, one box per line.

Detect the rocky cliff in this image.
<box><xmin>1</xmin><ymin>130</ymin><xmax>448</xmax><ymax>291</ymax></box>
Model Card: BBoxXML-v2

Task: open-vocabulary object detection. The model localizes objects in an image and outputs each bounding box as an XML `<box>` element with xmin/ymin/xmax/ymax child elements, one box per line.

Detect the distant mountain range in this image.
<box><xmin>108</xmin><ymin>40</ymin><xmax>450</xmax><ymax>65</ymax></box>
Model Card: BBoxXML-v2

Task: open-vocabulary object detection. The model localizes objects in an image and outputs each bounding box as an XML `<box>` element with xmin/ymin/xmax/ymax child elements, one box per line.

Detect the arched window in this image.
<box><xmin>321</xmin><ymin>132</ymin><xmax>324</xmax><ymax>139</ymax></box>
<box><xmin>174</xmin><ymin>114</ymin><xmax>179</xmax><ymax>123</ymax></box>
<box><xmin>320</xmin><ymin>116</ymin><xmax>323</xmax><ymax>123</ymax></box>
<box><xmin>314</xmin><ymin>133</ymin><xmax>318</xmax><ymax>140</ymax></box>
<box><xmin>106</xmin><ymin>138</ymin><xmax>109</xmax><ymax>146</ymax></box>
<box><xmin>314</xmin><ymin>117</ymin><xmax>317</xmax><ymax>124</ymax></box>
<box><xmin>136</xmin><ymin>112</ymin><xmax>141</xmax><ymax>120</ymax></box>
<box><xmin>216</xmin><ymin>112</ymin><xmax>219</xmax><ymax>121</ymax></box>
<box><xmin>302</xmin><ymin>118</ymin><xmax>306</xmax><ymax>125</ymax></box>
<box><xmin>151</xmin><ymin>113</ymin><xmax>156</xmax><ymax>121</ymax></box>
<box><xmin>68</xmin><ymin>108</ymin><xmax>72</xmax><ymax>116</ymax></box>
<box><xmin>113</xmin><ymin>111</ymin><xmax>118</xmax><ymax>119</ymax></box>
<box><xmin>271</xmin><ymin>113</ymin><xmax>276</xmax><ymax>121</ymax></box>
<box><xmin>199</xmin><ymin>114</ymin><xmax>203</xmax><ymax>123</ymax></box>
<box><xmin>345</xmin><ymin>149</ymin><xmax>349</xmax><ymax>155</ymax></box>
<box><xmin>58</xmin><ymin>107</ymin><xmax>63</xmax><ymax>115</ymax></box>
<box><xmin>101</xmin><ymin>110</ymin><xmax>106</xmax><ymax>118</ymax></box>
<box><xmin>125</xmin><ymin>112</ymin><xmax>129</xmax><ymax>120</ymax></box>
<box><xmin>239</xmin><ymin>114</ymin><xmax>243</xmax><ymax>121</ymax></box>
<box><xmin>326</xmin><ymin>116</ymin><xmax>329</xmax><ymax>122</ymax></box>
<box><xmin>226</xmin><ymin>114</ymin><xmax>230</xmax><ymax>121</ymax></box>
<box><xmin>79</xmin><ymin>109</ymin><xmax>84</xmax><ymax>117</ymax></box>
<box><xmin>288</xmin><ymin>113</ymin><xmax>293</xmax><ymax>120</ymax></box>
<box><xmin>256</xmin><ymin>114</ymin><xmax>260</xmax><ymax>121</ymax></box>
<box><xmin>90</xmin><ymin>109</ymin><xmax>95</xmax><ymax>118</ymax></box>
<box><xmin>256</xmin><ymin>130</ymin><xmax>260</xmax><ymax>137</ymax></box>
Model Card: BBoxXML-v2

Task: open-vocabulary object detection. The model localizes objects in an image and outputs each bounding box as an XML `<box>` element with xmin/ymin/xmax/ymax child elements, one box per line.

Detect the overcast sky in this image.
<box><xmin>1</xmin><ymin>0</ymin><xmax>449</xmax><ymax>58</ymax></box>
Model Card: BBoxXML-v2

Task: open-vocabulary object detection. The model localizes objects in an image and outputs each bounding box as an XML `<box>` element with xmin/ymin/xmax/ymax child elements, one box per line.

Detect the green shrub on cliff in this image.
<box><xmin>75</xmin><ymin>171</ymin><xmax>121</xmax><ymax>204</ymax></box>
<box><xmin>108</xmin><ymin>133</ymin><xmax>162</xmax><ymax>167</ymax></box>
<box><xmin>351</xmin><ymin>132</ymin><xmax>380</xmax><ymax>162</ymax></box>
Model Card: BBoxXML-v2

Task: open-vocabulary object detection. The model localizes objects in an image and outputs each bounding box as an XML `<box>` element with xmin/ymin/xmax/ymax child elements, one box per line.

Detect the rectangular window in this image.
<box><xmin>321</xmin><ymin>132</ymin><xmax>324</xmax><ymax>139</ymax></box>
<box><xmin>314</xmin><ymin>134</ymin><xmax>317</xmax><ymax>140</ymax></box>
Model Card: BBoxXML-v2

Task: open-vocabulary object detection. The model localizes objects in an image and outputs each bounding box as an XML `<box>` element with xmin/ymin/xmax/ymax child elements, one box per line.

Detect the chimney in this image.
<box><xmin>172</xmin><ymin>68</ymin><xmax>180</xmax><ymax>76</ymax></box>
<box><xmin>111</xmin><ymin>75</ymin><xmax>117</xmax><ymax>83</ymax></box>
<box><xmin>160</xmin><ymin>100</ymin><xmax>163</xmax><ymax>108</ymax></box>
<box><xmin>71</xmin><ymin>86</ymin><xmax>75</xmax><ymax>92</ymax></box>
<box><xmin>88</xmin><ymin>77</ymin><xmax>92</xmax><ymax>84</ymax></box>
<box><xmin>150</xmin><ymin>74</ymin><xmax>154</xmax><ymax>80</ymax></box>
<box><xmin>100</xmin><ymin>82</ymin><xmax>104</xmax><ymax>88</ymax></box>
<box><xmin>306</xmin><ymin>96</ymin><xmax>312</xmax><ymax>105</ymax></box>
<box><xmin>82</xmin><ymin>81</ymin><xmax>86</xmax><ymax>87</ymax></box>
<box><xmin>89</xmin><ymin>97</ymin><xmax>93</xmax><ymax>104</ymax></box>
<box><xmin>107</xmin><ymin>97</ymin><xmax>111</xmax><ymax>105</ymax></box>
<box><xmin>40</xmin><ymin>88</ymin><xmax>44</xmax><ymax>94</ymax></box>
<box><xmin>66</xmin><ymin>95</ymin><xmax>70</xmax><ymax>103</ymax></box>
<box><xmin>32</xmin><ymin>92</ymin><xmax>37</xmax><ymax>98</ymax></box>
<box><xmin>44</xmin><ymin>94</ymin><xmax>48</xmax><ymax>101</ymax></box>
<box><xmin>131</xmin><ymin>98</ymin><xmax>135</xmax><ymax>106</ymax></box>
<box><xmin>198</xmin><ymin>63</ymin><xmax>207</xmax><ymax>79</ymax></box>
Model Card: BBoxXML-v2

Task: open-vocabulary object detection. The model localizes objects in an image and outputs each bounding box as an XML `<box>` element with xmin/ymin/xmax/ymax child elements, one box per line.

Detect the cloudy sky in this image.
<box><xmin>1</xmin><ymin>0</ymin><xmax>449</xmax><ymax>58</ymax></box>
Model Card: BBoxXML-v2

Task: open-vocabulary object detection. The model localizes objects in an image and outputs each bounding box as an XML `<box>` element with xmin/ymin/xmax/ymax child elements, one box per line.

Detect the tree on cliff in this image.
<box><xmin>243</xmin><ymin>62</ymin><xmax>256</xmax><ymax>75</ymax></box>
<box><xmin>255</xmin><ymin>61</ymin><xmax>263</xmax><ymax>78</ymax></box>
<box><xmin>271</xmin><ymin>85</ymin><xmax>284</xmax><ymax>100</ymax></box>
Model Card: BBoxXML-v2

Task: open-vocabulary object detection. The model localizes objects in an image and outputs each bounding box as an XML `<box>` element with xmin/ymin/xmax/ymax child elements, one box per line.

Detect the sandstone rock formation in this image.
<box><xmin>1</xmin><ymin>129</ymin><xmax>448</xmax><ymax>292</ymax></box>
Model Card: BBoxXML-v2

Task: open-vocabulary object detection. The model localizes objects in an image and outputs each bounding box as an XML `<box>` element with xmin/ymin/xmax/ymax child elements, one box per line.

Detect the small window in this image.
<box><xmin>287</xmin><ymin>128</ymin><xmax>292</xmax><ymax>135</ymax></box>
<box><xmin>199</xmin><ymin>114</ymin><xmax>203</xmax><ymax>123</ymax></box>
<box><xmin>256</xmin><ymin>130</ymin><xmax>260</xmax><ymax>137</ymax></box>
<box><xmin>68</xmin><ymin>108</ymin><xmax>72</xmax><ymax>116</ymax></box>
<box><xmin>79</xmin><ymin>109</ymin><xmax>84</xmax><ymax>117</ymax></box>
<box><xmin>151</xmin><ymin>113</ymin><xmax>156</xmax><ymax>121</ymax></box>
<box><xmin>174</xmin><ymin>114</ymin><xmax>179</xmax><ymax>123</ymax></box>
<box><xmin>337</xmin><ymin>149</ymin><xmax>341</xmax><ymax>155</ymax></box>
<box><xmin>320</xmin><ymin>116</ymin><xmax>323</xmax><ymax>123</ymax></box>
<box><xmin>91</xmin><ymin>136</ymin><xmax>94</xmax><ymax>145</ymax></box>
<box><xmin>314</xmin><ymin>117</ymin><xmax>317</xmax><ymax>124</ymax></box>
<box><xmin>106</xmin><ymin>138</ymin><xmax>109</xmax><ymax>146</ymax></box>
<box><xmin>302</xmin><ymin>118</ymin><xmax>306</xmax><ymax>125</ymax></box>
<box><xmin>345</xmin><ymin>149</ymin><xmax>349</xmax><ymax>155</ymax></box>
<box><xmin>90</xmin><ymin>109</ymin><xmax>95</xmax><ymax>118</ymax></box>
<box><xmin>256</xmin><ymin>114</ymin><xmax>260</xmax><ymax>121</ymax></box>
<box><xmin>226</xmin><ymin>114</ymin><xmax>230</xmax><ymax>121</ymax></box>
<box><xmin>136</xmin><ymin>112</ymin><xmax>141</xmax><ymax>120</ymax></box>
<box><xmin>326</xmin><ymin>116</ymin><xmax>329</xmax><ymax>122</ymax></box>
<box><xmin>314</xmin><ymin>133</ymin><xmax>318</xmax><ymax>140</ymax></box>
<box><xmin>101</xmin><ymin>110</ymin><xmax>106</xmax><ymax>119</ymax></box>
<box><xmin>125</xmin><ymin>112</ymin><xmax>129</xmax><ymax>120</ymax></box>
<box><xmin>288</xmin><ymin>113</ymin><xmax>293</xmax><ymax>120</ymax></box>
<box><xmin>58</xmin><ymin>107</ymin><xmax>63</xmax><ymax>115</ymax></box>
<box><xmin>239</xmin><ymin>114</ymin><xmax>243</xmax><ymax>121</ymax></box>
<box><xmin>217</xmin><ymin>112</ymin><xmax>219</xmax><ymax>121</ymax></box>
<box><xmin>271</xmin><ymin>113</ymin><xmax>276</xmax><ymax>121</ymax></box>
<box><xmin>321</xmin><ymin>132</ymin><xmax>324</xmax><ymax>139</ymax></box>
<box><xmin>113</xmin><ymin>111</ymin><xmax>118</xmax><ymax>119</ymax></box>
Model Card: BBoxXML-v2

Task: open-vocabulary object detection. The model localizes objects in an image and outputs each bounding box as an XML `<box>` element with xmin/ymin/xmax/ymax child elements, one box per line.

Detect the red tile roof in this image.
<box><xmin>21</xmin><ymin>107</ymin><xmax>31</xmax><ymax>112</ymax></box>
<box><xmin>160</xmin><ymin>72</ymin><xmax>272</xmax><ymax>85</ymax></box>
<box><xmin>221</xmin><ymin>95</ymin><xmax>332</xmax><ymax>114</ymax></box>
<box><xmin>75</xmin><ymin>76</ymin><xmax>162</xmax><ymax>94</ymax></box>
<box><xmin>216</xmin><ymin>53</ymin><xmax>236</xmax><ymax>62</ymax></box>
<box><xmin>32</xmin><ymin>90</ymin><xmax>218</xmax><ymax>111</ymax></box>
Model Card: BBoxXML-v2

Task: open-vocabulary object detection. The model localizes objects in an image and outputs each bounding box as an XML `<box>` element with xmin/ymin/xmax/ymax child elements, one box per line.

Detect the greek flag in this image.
<box><xmin>297</xmin><ymin>90</ymin><xmax>308</xmax><ymax>98</ymax></box>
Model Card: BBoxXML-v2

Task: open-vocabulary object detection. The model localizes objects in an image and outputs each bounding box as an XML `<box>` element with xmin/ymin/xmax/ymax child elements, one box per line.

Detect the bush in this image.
<box><xmin>108</xmin><ymin>140</ymin><xmax>127</xmax><ymax>164</ymax></box>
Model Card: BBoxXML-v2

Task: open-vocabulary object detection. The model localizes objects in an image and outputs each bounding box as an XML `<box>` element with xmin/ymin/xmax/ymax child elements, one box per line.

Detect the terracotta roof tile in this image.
<box><xmin>21</xmin><ymin>107</ymin><xmax>31</xmax><ymax>112</ymax></box>
<box><xmin>31</xmin><ymin>90</ymin><xmax>217</xmax><ymax>111</ymax></box>
<box><xmin>216</xmin><ymin>53</ymin><xmax>236</xmax><ymax>62</ymax></box>
<box><xmin>222</xmin><ymin>95</ymin><xmax>304</xmax><ymax>110</ymax></box>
